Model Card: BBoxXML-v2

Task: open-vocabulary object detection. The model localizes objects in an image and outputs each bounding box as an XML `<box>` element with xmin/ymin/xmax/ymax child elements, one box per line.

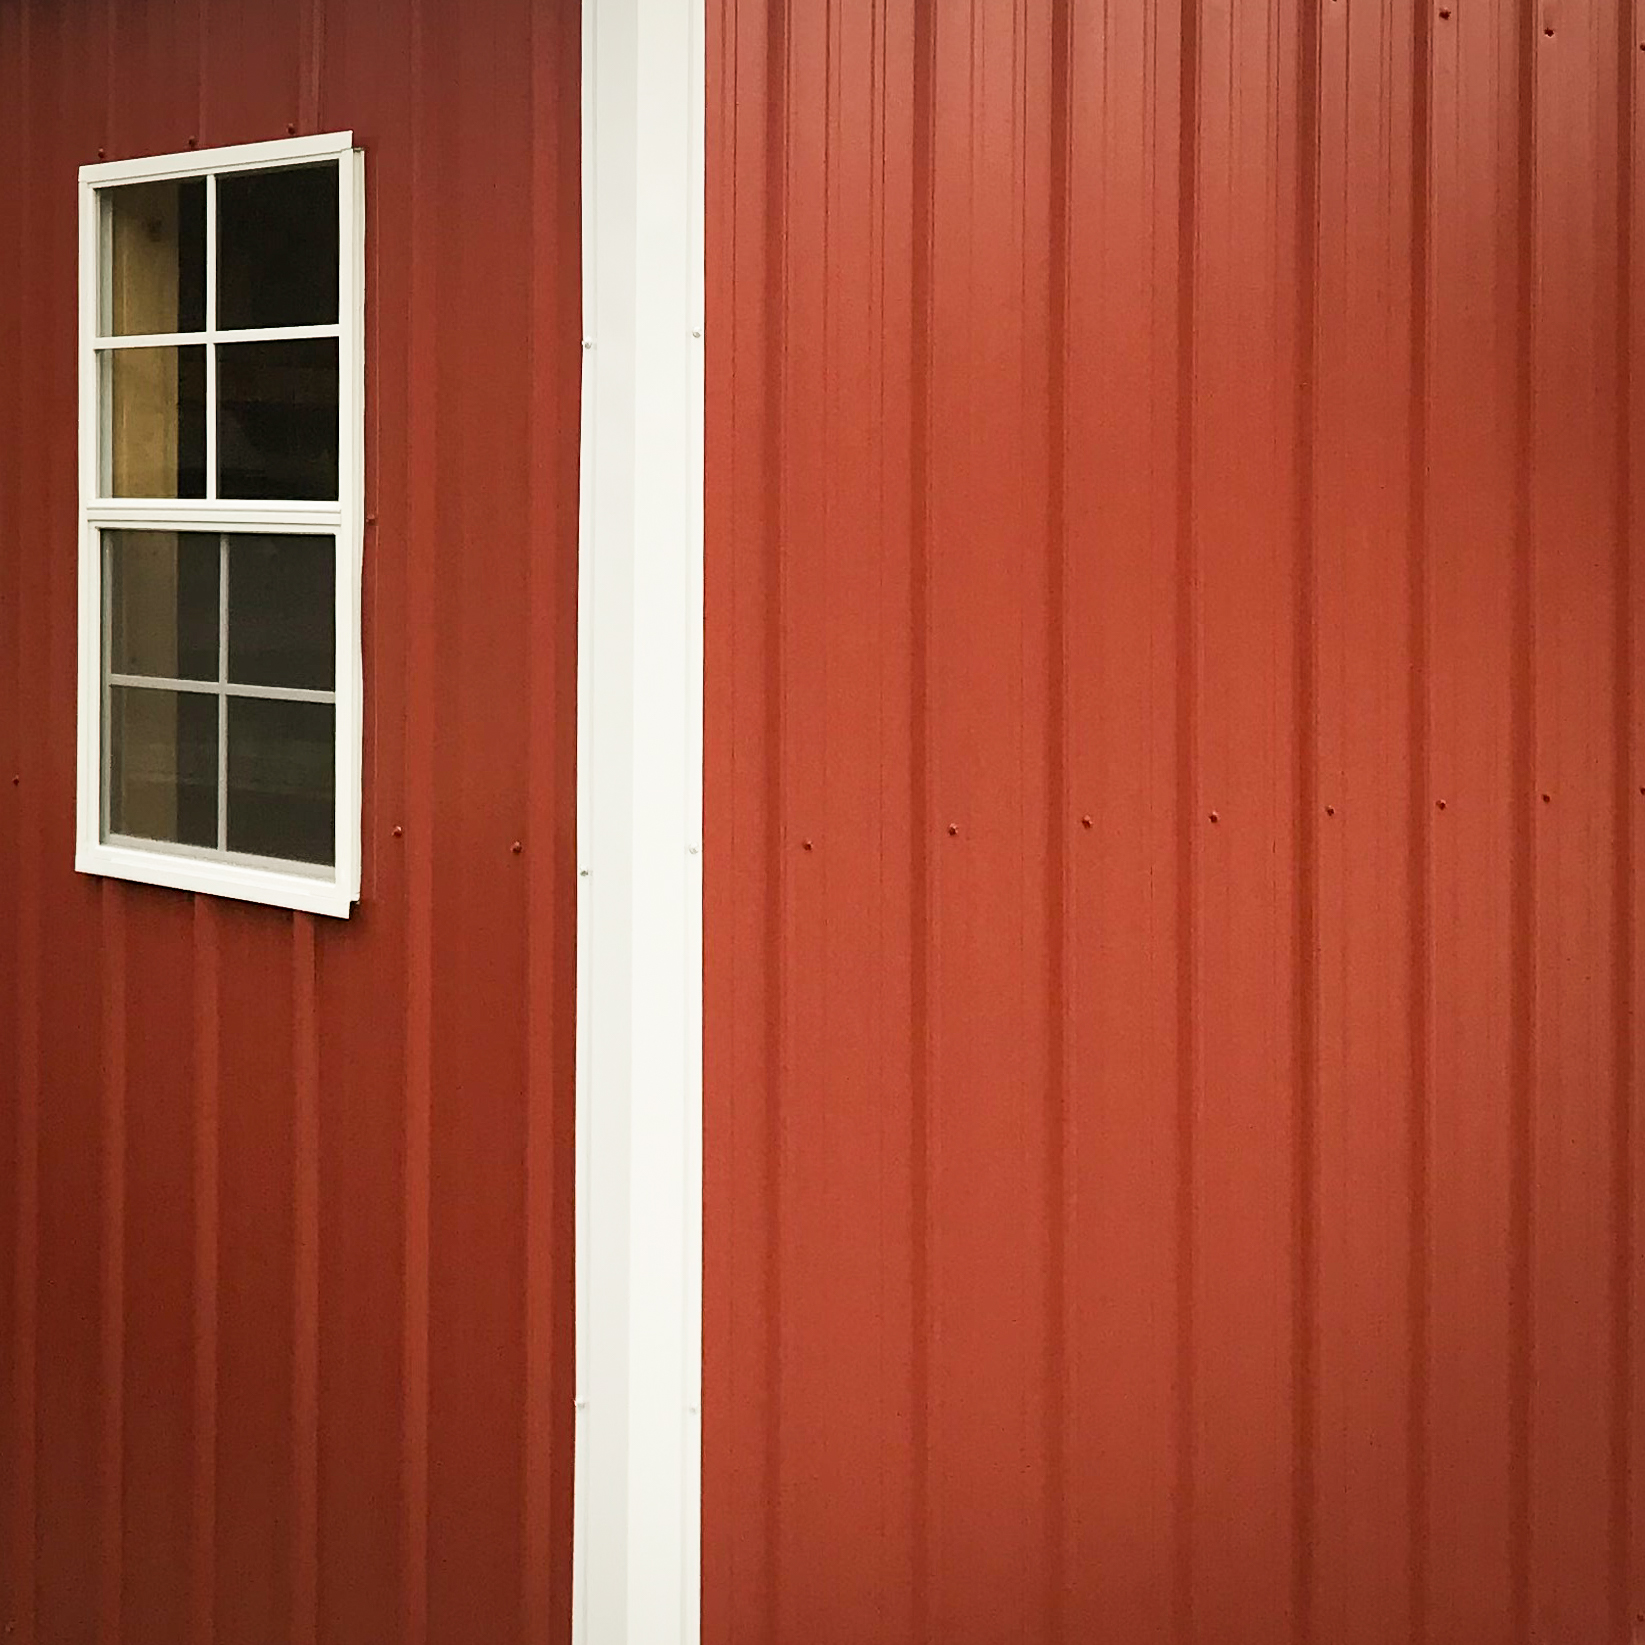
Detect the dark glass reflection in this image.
<box><xmin>217</xmin><ymin>163</ymin><xmax>340</xmax><ymax>330</ymax></box>
<box><xmin>227</xmin><ymin>535</ymin><xmax>335</xmax><ymax>690</ymax></box>
<box><xmin>227</xmin><ymin>698</ymin><xmax>334</xmax><ymax>865</ymax></box>
<box><xmin>109</xmin><ymin>687</ymin><xmax>218</xmax><ymax>847</ymax></box>
<box><xmin>108</xmin><ymin>531</ymin><xmax>220</xmax><ymax>681</ymax></box>
<box><xmin>217</xmin><ymin>339</ymin><xmax>339</xmax><ymax>500</ymax></box>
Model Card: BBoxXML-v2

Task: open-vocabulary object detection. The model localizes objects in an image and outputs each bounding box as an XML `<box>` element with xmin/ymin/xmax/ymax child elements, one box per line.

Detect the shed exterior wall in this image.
<box><xmin>702</xmin><ymin>1</ymin><xmax>1645</xmax><ymax>1642</ymax></box>
<box><xmin>0</xmin><ymin>2</ymin><xmax>583</xmax><ymax>1642</ymax></box>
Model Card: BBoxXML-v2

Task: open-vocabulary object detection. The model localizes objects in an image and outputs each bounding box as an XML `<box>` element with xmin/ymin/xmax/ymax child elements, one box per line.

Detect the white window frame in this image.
<box><xmin>75</xmin><ymin>131</ymin><xmax>365</xmax><ymax>918</ymax></box>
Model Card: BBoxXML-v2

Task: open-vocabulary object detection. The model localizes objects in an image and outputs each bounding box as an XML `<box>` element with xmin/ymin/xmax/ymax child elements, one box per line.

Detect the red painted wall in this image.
<box><xmin>0</xmin><ymin>2</ymin><xmax>581</xmax><ymax>1642</ymax></box>
<box><xmin>703</xmin><ymin>1</ymin><xmax>1644</xmax><ymax>1642</ymax></box>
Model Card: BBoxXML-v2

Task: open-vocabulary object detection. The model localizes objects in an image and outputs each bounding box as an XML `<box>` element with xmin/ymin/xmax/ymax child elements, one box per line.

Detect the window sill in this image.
<box><xmin>77</xmin><ymin>837</ymin><xmax>356</xmax><ymax>917</ymax></box>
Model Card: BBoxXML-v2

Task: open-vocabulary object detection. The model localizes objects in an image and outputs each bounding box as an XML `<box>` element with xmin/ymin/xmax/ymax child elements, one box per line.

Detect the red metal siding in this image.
<box><xmin>0</xmin><ymin>2</ymin><xmax>582</xmax><ymax>1642</ymax></box>
<box><xmin>703</xmin><ymin>4</ymin><xmax>1643</xmax><ymax>1645</ymax></box>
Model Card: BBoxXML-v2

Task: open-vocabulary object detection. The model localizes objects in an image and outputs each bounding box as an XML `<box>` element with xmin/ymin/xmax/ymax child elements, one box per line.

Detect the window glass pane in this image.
<box><xmin>104</xmin><ymin>345</ymin><xmax>207</xmax><ymax>498</ymax></box>
<box><xmin>100</xmin><ymin>178</ymin><xmax>206</xmax><ymax>336</ymax></box>
<box><xmin>227</xmin><ymin>535</ymin><xmax>335</xmax><ymax>690</ymax></box>
<box><xmin>227</xmin><ymin>699</ymin><xmax>334</xmax><ymax>865</ymax></box>
<box><xmin>217</xmin><ymin>338</ymin><xmax>339</xmax><ymax>500</ymax></box>
<box><xmin>109</xmin><ymin>686</ymin><xmax>218</xmax><ymax>848</ymax></box>
<box><xmin>217</xmin><ymin>163</ymin><xmax>340</xmax><ymax>330</ymax></box>
<box><xmin>108</xmin><ymin>531</ymin><xmax>220</xmax><ymax>681</ymax></box>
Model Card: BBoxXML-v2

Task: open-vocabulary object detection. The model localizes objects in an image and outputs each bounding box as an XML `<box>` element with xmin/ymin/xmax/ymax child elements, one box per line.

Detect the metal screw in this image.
<box><xmin>947</xmin><ymin>823</ymin><xmax>959</xmax><ymax>836</ymax></box>
<box><xmin>1541</xmin><ymin>792</ymin><xmax>1551</xmax><ymax>804</ymax></box>
<box><xmin>286</xmin><ymin>122</ymin><xmax>296</xmax><ymax>135</ymax></box>
<box><xmin>511</xmin><ymin>840</ymin><xmax>523</xmax><ymax>854</ymax></box>
<box><xmin>1544</xmin><ymin>24</ymin><xmax>1554</xmax><ymax>34</ymax></box>
<box><xmin>187</xmin><ymin>135</ymin><xmax>197</xmax><ymax>148</ymax></box>
<box><xmin>1325</xmin><ymin>805</ymin><xmax>1335</xmax><ymax>816</ymax></box>
<box><xmin>1438</xmin><ymin>7</ymin><xmax>1449</xmax><ymax>16</ymax></box>
<box><xmin>1209</xmin><ymin>811</ymin><xmax>1219</xmax><ymax>823</ymax></box>
<box><xmin>392</xmin><ymin>824</ymin><xmax>402</xmax><ymax>838</ymax></box>
<box><xmin>366</xmin><ymin>513</ymin><xmax>378</xmax><ymax>525</ymax></box>
<box><xmin>1436</xmin><ymin>800</ymin><xmax>1447</xmax><ymax>810</ymax></box>
<box><xmin>802</xmin><ymin>838</ymin><xmax>813</xmax><ymax>851</ymax></box>
<box><xmin>97</xmin><ymin>147</ymin><xmax>106</xmax><ymax>159</ymax></box>
<box><xmin>1080</xmin><ymin>814</ymin><xmax>1092</xmax><ymax>829</ymax></box>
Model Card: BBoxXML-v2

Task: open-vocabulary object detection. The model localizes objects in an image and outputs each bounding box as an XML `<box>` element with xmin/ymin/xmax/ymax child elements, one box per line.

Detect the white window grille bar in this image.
<box><xmin>100</xmin><ymin>533</ymin><xmax>112</xmax><ymax>839</ymax></box>
<box><xmin>93</xmin><ymin>330</ymin><xmax>206</xmax><ymax>350</ymax></box>
<box><xmin>205</xmin><ymin>173</ymin><xmax>218</xmax><ymax>503</ymax></box>
<box><xmin>217</xmin><ymin>532</ymin><xmax>228</xmax><ymax>849</ymax></box>
<box><xmin>107</xmin><ymin>673</ymin><xmax>337</xmax><ymax>705</ymax></box>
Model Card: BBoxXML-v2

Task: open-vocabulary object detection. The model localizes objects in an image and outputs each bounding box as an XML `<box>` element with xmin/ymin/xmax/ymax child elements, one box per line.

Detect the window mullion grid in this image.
<box><xmin>217</xmin><ymin>532</ymin><xmax>229</xmax><ymax>852</ymax></box>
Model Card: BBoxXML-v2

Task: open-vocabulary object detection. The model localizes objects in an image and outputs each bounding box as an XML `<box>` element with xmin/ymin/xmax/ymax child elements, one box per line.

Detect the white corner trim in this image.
<box><xmin>573</xmin><ymin>0</ymin><xmax>704</xmax><ymax>1639</ymax></box>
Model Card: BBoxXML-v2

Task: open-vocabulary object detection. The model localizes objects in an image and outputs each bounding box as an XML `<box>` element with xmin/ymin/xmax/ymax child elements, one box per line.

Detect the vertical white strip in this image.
<box><xmin>217</xmin><ymin>534</ymin><xmax>229</xmax><ymax>849</ymax></box>
<box><xmin>574</xmin><ymin>0</ymin><xmax>704</xmax><ymax>1638</ymax></box>
<box><xmin>205</xmin><ymin>173</ymin><xmax>218</xmax><ymax>502</ymax></box>
<box><xmin>336</xmin><ymin>149</ymin><xmax>366</xmax><ymax>904</ymax></box>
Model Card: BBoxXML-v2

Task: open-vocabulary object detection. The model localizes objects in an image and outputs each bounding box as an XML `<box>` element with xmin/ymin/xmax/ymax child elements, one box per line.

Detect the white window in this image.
<box><xmin>76</xmin><ymin>132</ymin><xmax>364</xmax><ymax>917</ymax></box>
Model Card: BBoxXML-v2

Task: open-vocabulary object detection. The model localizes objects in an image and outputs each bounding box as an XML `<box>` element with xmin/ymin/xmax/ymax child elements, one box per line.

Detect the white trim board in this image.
<box><xmin>573</xmin><ymin>0</ymin><xmax>705</xmax><ymax>1639</ymax></box>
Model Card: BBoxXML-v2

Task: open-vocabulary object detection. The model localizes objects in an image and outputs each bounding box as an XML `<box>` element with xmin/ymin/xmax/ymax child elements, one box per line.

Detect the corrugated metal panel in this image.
<box><xmin>0</xmin><ymin>1</ymin><xmax>582</xmax><ymax>1641</ymax></box>
<box><xmin>703</xmin><ymin>2</ymin><xmax>1643</xmax><ymax>1642</ymax></box>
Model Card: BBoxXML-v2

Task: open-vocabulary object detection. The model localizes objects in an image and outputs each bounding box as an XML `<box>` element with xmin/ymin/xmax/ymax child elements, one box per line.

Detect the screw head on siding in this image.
<box><xmin>1325</xmin><ymin>805</ymin><xmax>1335</xmax><ymax>816</ymax></box>
<box><xmin>1541</xmin><ymin>792</ymin><xmax>1551</xmax><ymax>804</ymax></box>
<box><xmin>392</xmin><ymin>824</ymin><xmax>402</xmax><ymax>838</ymax></box>
<box><xmin>1209</xmin><ymin>811</ymin><xmax>1219</xmax><ymax>823</ymax></box>
<box><xmin>512</xmin><ymin>840</ymin><xmax>524</xmax><ymax>854</ymax></box>
<box><xmin>1436</xmin><ymin>800</ymin><xmax>1446</xmax><ymax>810</ymax></box>
<box><xmin>947</xmin><ymin>823</ymin><xmax>959</xmax><ymax>836</ymax></box>
<box><xmin>802</xmin><ymin>838</ymin><xmax>813</xmax><ymax>851</ymax></box>
<box><xmin>1080</xmin><ymin>814</ymin><xmax>1092</xmax><ymax>829</ymax></box>
<box><xmin>1438</xmin><ymin>7</ymin><xmax>1449</xmax><ymax>16</ymax></box>
<box><xmin>187</xmin><ymin>135</ymin><xmax>197</xmax><ymax>148</ymax></box>
<box><xmin>287</xmin><ymin>122</ymin><xmax>297</xmax><ymax>135</ymax></box>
